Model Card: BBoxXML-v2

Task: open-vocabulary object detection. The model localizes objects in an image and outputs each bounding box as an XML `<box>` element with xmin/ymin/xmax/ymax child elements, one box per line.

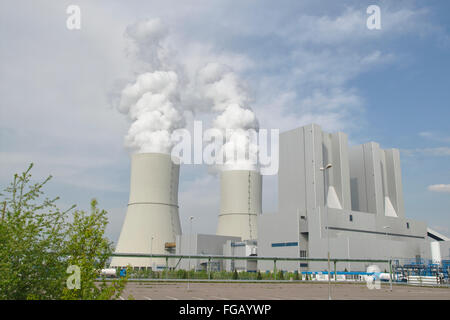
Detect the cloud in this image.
<box><xmin>419</xmin><ymin>131</ymin><xmax>450</xmax><ymax>143</ymax></box>
<box><xmin>430</xmin><ymin>225</ymin><xmax>449</xmax><ymax>233</ymax></box>
<box><xmin>428</xmin><ymin>184</ymin><xmax>450</xmax><ymax>193</ymax></box>
<box><xmin>178</xmin><ymin>173</ymin><xmax>220</xmax><ymax>234</ymax></box>
<box><xmin>0</xmin><ymin>151</ymin><xmax>125</xmax><ymax>193</ymax></box>
<box><xmin>0</xmin><ymin>0</ymin><xmax>445</xmax><ymax>241</ymax></box>
<box><xmin>402</xmin><ymin>147</ymin><xmax>450</xmax><ymax>157</ymax></box>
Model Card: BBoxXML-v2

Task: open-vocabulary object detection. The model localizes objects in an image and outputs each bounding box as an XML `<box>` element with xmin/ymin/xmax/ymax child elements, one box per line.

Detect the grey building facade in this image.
<box><xmin>175</xmin><ymin>234</ymin><xmax>240</xmax><ymax>271</ymax></box>
<box><xmin>173</xmin><ymin>123</ymin><xmax>447</xmax><ymax>273</ymax></box>
<box><xmin>258</xmin><ymin>124</ymin><xmax>435</xmax><ymax>272</ymax></box>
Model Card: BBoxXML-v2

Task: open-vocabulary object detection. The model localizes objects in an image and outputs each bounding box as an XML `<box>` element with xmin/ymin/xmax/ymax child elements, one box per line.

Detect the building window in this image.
<box><xmin>231</xmin><ymin>242</ymin><xmax>245</xmax><ymax>247</ymax></box>
<box><xmin>349</xmin><ymin>214</ymin><xmax>353</xmax><ymax>222</ymax></box>
<box><xmin>406</xmin><ymin>222</ymin><xmax>410</xmax><ymax>229</ymax></box>
<box><xmin>271</xmin><ymin>242</ymin><xmax>299</xmax><ymax>247</ymax></box>
<box><xmin>300</xmin><ymin>250</ymin><xmax>307</xmax><ymax>258</ymax></box>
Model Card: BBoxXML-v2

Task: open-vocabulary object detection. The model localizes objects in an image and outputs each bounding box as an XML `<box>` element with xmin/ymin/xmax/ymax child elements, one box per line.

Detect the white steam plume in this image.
<box><xmin>118</xmin><ymin>18</ymin><xmax>184</xmax><ymax>154</ymax></box>
<box><xmin>197</xmin><ymin>62</ymin><xmax>259</xmax><ymax>171</ymax></box>
<box><xmin>117</xmin><ymin>18</ymin><xmax>260</xmax><ymax>166</ymax></box>
<box><xmin>119</xmin><ymin>71</ymin><xmax>184</xmax><ymax>154</ymax></box>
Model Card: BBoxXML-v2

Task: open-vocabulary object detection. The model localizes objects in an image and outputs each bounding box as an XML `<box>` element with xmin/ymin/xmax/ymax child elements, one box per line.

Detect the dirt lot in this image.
<box><xmin>118</xmin><ymin>281</ymin><xmax>450</xmax><ymax>300</ymax></box>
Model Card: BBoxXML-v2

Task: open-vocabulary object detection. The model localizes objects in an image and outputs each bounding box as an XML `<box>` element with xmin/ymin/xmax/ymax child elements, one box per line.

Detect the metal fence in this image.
<box><xmin>110</xmin><ymin>252</ymin><xmax>393</xmax><ymax>285</ymax></box>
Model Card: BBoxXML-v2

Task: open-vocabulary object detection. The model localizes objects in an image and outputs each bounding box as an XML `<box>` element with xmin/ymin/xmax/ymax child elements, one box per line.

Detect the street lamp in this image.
<box><xmin>150</xmin><ymin>235</ymin><xmax>154</xmax><ymax>270</ymax></box>
<box><xmin>383</xmin><ymin>226</ymin><xmax>393</xmax><ymax>291</ymax></box>
<box><xmin>187</xmin><ymin>216</ymin><xmax>194</xmax><ymax>290</ymax></box>
<box><xmin>320</xmin><ymin>163</ymin><xmax>332</xmax><ymax>300</ymax></box>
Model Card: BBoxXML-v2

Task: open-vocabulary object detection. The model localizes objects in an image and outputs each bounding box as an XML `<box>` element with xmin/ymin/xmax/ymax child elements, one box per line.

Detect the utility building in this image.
<box><xmin>112</xmin><ymin>124</ymin><xmax>448</xmax><ymax>273</ymax></box>
<box><xmin>258</xmin><ymin>124</ymin><xmax>433</xmax><ymax>272</ymax></box>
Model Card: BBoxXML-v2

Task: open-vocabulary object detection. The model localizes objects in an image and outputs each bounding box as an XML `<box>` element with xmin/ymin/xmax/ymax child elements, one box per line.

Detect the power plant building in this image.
<box><xmin>112</xmin><ymin>124</ymin><xmax>449</xmax><ymax>273</ymax></box>
<box><xmin>258</xmin><ymin>124</ymin><xmax>445</xmax><ymax>272</ymax></box>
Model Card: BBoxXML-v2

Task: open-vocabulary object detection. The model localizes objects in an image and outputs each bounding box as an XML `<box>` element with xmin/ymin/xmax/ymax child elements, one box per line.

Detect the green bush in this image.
<box><xmin>0</xmin><ymin>164</ymin><xmax>128</xmax><ymax>300</ymax></box>
<box><xmin>277</xmin><ymin>270</ymin><xmax>284</xmax><ymax>280</ymax></box>
<box><xmin>177</xmin><ymin>269</ymin><xmax>187</xmax><ymax>279</ymax></box>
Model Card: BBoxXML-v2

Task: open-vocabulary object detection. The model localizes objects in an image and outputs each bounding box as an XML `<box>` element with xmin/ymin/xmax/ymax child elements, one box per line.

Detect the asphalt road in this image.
<box><xmin>118</xmin><ymin>281</ymin><xmax>450</xmax><ymax>300</ymax></box>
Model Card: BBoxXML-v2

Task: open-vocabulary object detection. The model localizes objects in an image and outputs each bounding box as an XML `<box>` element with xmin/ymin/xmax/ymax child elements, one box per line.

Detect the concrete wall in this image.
<box><xmin>222</xmin><ymin>240</ymin><xmax>258</xmax><ymax>272</ymax></box>
<box><xmin>306</xmin><ymin>207</ymin><xmax>428</xmax><ymax>271</ymax></box>
<box><xmin>322</xmin><ymin>131</ymin><xmax>351</xmax><ymax>210</ymax></box>
<box><xmin>258</xmin><ymin>205</ymin><xmax>429</xmax><ymax>272</ymax></box>
<box><xmin>278</xmin><ymin>124</ymin><xmax>324</xmax><ymax>218</ymax></box>
<box><xmin>257</xmin><ymin>213</ymin><xmax>301</xmax><ymax>272</ymax></box>
<box><xmin>434</xmin><ymin>241</ymin><xmax>450</xmax><ymax>261</ymax></box>
<box><xmin>349</xmin><ymin>143</ymin><xmax>405</xmax><ymax>218</ymax></box>
<box><xmin>384</xmin><ymin>149</ymin><xmax>405</xmax><ymax>218</ymax></box>
<box><xmin>349</xmin><ymin>143</ymin><xmax>384</xmax><ymax>215</ymax></box>
<box><xmin>278</xmin><ymin>124</ymin><xmax>352</xmax><ymax>219</ymax></box>
<box><xmin>176</xmin><ymin>234</ymin><xmax>240</xmax><ymax>270</ymax></box>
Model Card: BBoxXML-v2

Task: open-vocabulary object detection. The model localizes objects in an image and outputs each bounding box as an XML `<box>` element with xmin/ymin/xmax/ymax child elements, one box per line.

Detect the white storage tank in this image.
<box><xmin>431</xmin><ymin>241</ymin><xmax>442</xmax><ymax>265</ymax></box>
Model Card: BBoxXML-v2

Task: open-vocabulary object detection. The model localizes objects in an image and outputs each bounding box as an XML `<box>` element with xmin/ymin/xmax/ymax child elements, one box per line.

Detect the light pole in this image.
<box><xmin>320</xmin><ymin>163</ymin><xmax>332</xmax><ymax>300</ymax></box>
<box><xmin>150</xmin><ymin>235</ymin><xmax>154</xmax><ymax>270</ymax></box>
<box><xmin>383</xmin><ymin>225</ymin><xmax>393</xmax><ymax>291</ymax></box>
<box><xmin>187</xmin><ymin>216</ymin><xmax>194</xmax><ymax>290</ymax></box>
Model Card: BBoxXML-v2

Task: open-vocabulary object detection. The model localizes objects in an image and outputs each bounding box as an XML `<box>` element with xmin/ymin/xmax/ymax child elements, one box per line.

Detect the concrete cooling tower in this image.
<box><xmin>216</xmin><ymin>170</ymin><xmax>262</xmax><ymax>241</ymax></box>
<box><xmin>110</xmin><ymin>153</ymin><xmax>181</xmax><ymax>269</ymax></box>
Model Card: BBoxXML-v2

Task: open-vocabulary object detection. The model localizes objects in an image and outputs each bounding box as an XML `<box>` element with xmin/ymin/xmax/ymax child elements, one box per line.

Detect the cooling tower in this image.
<box><xmin>216</xmin><ymin>170</ymin><xmax>262</xmax><ymax>241</ymax></box>
<box><xmin>110</xmin><ymin>153</ymin><xmax>181</xmax><ymax>268</ymax></box>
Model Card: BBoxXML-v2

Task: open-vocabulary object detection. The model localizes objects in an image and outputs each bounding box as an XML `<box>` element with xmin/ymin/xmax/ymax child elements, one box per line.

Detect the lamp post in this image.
<box><xmin>383</xmin><ymin>225</ymin><xmax>393</xmax><ymax>291</ymax></box>
<box><xmin>187</xmin><ymin>216</ymin><xmax>194</xmax><ymax>290</ymax></box>
<box><xmin>150</xmin><ymin>235</ymin><xmax>154</xmax><ymax>270</ymax></box>
<box><xmin>320</xmin><ymin>163</ymin><xmax>332</xmax><ymax>300</ymax></box>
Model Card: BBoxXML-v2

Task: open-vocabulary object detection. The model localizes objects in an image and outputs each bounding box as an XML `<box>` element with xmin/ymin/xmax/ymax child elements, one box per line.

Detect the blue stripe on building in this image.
<box><xmin>271</xmin><ymin>242</ymin><xmax>298</xmax><ymax>247</ymax></box>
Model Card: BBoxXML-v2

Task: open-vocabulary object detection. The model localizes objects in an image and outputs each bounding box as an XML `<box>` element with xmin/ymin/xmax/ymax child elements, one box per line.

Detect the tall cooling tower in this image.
<box><xmin>110</xmin><ymin>153</ymin><xmax>181</xmax><ymax>268</ymax></box>
<box><xmin>216</xmin><ymin>170</ymin><xmax>262</xmax><ymax>241</ymax></box>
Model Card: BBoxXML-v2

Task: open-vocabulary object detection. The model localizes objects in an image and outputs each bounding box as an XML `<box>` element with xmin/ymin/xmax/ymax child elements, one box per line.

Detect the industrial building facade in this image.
<box><xmin>258</xmin><ymin>123</ymin><xmax>431</xmax><ymax>272</ymax></box>
<box><xmin>112</xmin><ymin>124</ymin><xmax>449</xmax><ymax>272</ymax></box>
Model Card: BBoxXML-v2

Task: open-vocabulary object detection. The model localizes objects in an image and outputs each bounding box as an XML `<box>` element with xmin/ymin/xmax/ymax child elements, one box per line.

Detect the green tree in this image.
<box><xmin>232</xmin><ymin>269</ymin><xmax>238</xmax><ymax>280</ymax></box>
<box><xmin>61</xmin><ymin>199</ymin><xmax>128</xmax><ymax>300</ymax></box>
<box><xmin>0</xmin><ymin>164</ymin><xmax>127</xmax><ymax>300</ymax></box>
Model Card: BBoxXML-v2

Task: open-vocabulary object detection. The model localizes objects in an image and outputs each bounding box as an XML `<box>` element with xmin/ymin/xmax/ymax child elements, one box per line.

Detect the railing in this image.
<box><xmin>110</xmin><ymin>252</ymin><xmax>393</xmax><ymax>288</ymax></box>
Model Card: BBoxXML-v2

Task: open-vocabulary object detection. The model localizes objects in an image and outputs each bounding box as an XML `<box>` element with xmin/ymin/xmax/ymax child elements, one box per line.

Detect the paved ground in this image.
<box><xmin>118</xmin><ymin>281</ymin><xmax>450</xmax><ymax>300</ymax></box>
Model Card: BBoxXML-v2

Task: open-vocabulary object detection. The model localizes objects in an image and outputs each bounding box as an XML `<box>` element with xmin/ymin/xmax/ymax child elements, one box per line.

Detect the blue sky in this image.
<box><xmin>0</xmin><ymin>0</ymin><xmax>449</xmax><ymax>243</ymax></box>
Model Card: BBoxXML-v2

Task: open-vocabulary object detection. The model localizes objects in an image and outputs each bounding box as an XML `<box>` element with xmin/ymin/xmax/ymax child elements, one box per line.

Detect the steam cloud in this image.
<box><xmin>118</xmin><ymin>18</ymin><xmax>184</xmax><ymax>154</ymax></box>
<box><xmin>197</xmin><ymin>63</ymin><xmax>259</xmax><ymax>171</ymax></box>
<box><xmin>117</xmin><ymin>18</ymin><xmax>260</xmax><ymax>171</ymax></box>
<box><xmin>118</xmin><ymin>71</ymin><xmax>184</xmax><ymax>154</ymax></box>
